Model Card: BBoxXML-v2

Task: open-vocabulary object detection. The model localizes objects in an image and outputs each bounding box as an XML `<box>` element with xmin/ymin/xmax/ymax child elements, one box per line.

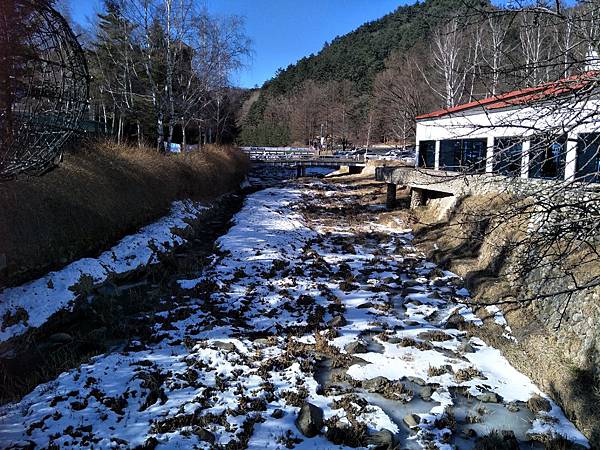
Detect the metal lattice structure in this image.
<box><xmin>0</xmin><ymin>0</ymin><xmax>89</xmax><ymax>179</ymax></box>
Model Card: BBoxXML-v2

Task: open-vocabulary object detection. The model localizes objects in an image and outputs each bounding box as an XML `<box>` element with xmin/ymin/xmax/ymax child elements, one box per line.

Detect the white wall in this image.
<box><xmin>414</xmin><ymin>98</ymin><xmax>600</xmax><ymax>180</ymax></box>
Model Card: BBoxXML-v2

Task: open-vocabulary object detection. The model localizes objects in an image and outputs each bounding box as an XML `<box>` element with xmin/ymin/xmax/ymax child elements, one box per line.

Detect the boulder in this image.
<box><xmin>357</xmin><ymin>302</ymin><xmax>374</xmax><ymax>309</ymax></box>
<box><xmin>505</xmin><ymin>402</ymin><xmax>520</xmax><ymax>413</ymax></box>
<box><xmin>403</xmin><ymin>413</ymin><xmax>420</xmax><ymax>428</ymax></box>
<box><xmin>428</xmin><ymin>268</ymin><xmax>446</xmax><ymax>279</ymax></box>
<box><xmin>295</xmin><ymin>403</ymin><xmax>324</xmax><ymax>437</ymax></box>
<box><xmin>368</xmin><ymin>429</ymin><xmax>396</xmax><ymax>450</ymax></box>
<box><xmin>458</xmin><ymin>341</ymin><xmax>476</xmax><ymax>353</ymax></box>
<box><xmin>195</xmin><ymin>428</ymin><xmax>215</xmax><ymax>444</ymax></box>
<box><xmin>328</xmin><ymin>315</ymin><xmax>347</xmax><ymax>328</ymax></box>
<box><xmin>345</xmin><ymin>341</ymin><xmax>368</xmax><ymax>354</ymax></box>
<box><xmin>465</xmin><ymin>428</ymin><xmax>477</xmax><ymax>438</ymax></box>
<box><xmin>213</xmin><ymin>341</ymin><xmax>237</xmax><ymax>352</ymax></box>
<box><xmin>362</xmin><ymin>376</ymin><xmax>389</xmax><ymax>392</ymax></box>
<box><xmin>444</xmin><ymin>311</ymin><xmax>467</xmax><ymax>330</ymax></box>
<box><xmin>272</xmin><ymin>408</ymin><xmax>285</xmax><ymax>419</ymax></box>
<box><xmin>406</xmin><ymin>376</ymin><xmax>426</xmax><ymax>386</ymax></box>
<box><xmin>476</xmin><ymin>391</ymin><xmax>501</xmax><ymax>403</ymax></box>
<box><xmin>420</xmin><ymin>386</ymin><xmax>434</xmax><ymax>402</ymax></box>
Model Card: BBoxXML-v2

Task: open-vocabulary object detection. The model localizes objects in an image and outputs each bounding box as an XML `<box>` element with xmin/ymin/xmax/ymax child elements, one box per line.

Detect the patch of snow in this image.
<box><xmin>0</xmin><ymin>200</ymin><xmax>208</xmax><ymax>343</ymax></box>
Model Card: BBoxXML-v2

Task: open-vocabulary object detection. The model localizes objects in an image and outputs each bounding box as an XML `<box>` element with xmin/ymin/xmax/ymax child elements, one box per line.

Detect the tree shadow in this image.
<box><xmin>549</xmin><ymin>344</ymin><xmax>600</xmax><ymax>447</ymax></box>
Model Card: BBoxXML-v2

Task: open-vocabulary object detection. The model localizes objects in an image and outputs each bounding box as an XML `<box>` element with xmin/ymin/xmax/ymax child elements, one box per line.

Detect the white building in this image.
<box><xmin>414</xmin><ymin>72</ymin><xmax>600</xmax><ymax>183</ymax></box>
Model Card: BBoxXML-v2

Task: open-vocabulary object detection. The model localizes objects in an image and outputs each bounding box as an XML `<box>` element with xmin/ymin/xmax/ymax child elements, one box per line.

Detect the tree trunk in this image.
<box><xmin>157</xmin><ymin>113</ymin><xmax>165</xmax><ymax>152</ymax></box>
<box><xmin>117</xmin><ymin>115</ymin><xmax>123</xmax><ymax>144</ymax></box>
<box><xmin>137</xmin><ymin>120</ymin><xmax>142</xmax><ymax>147</ymax></box>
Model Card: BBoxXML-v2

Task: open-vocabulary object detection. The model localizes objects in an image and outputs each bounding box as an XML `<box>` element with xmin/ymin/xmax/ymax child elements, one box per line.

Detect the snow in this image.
<box><xmin>0</xmin><ymin>200</ymin><xmax>209</xmax><ymax>343</ymax></box>
<box><xmin>0</xmin><ymin>178</ymin><xmax>589</xmax><ymax>449</ymax></box>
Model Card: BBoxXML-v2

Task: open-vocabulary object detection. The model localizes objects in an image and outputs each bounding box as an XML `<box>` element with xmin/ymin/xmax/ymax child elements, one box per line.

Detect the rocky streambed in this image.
<box><xmin>0</xmin><ymin>173</ymin><xmax>589</xmax><ymax>449</ymax></box>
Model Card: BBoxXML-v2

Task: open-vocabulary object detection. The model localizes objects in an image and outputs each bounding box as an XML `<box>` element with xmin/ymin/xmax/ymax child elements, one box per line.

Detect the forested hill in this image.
<box><xmin>239</xmin><ymin>0</ymin><xmax>489</xmax><ymax>146</ymax></box>
<box><xmin>264</xmin><ymin>3</ymin><xmax>424</xmax><ymax>96</ymax></box>
<box><xmin>265</xmin><ymin>0</ymin><xmax>453</xmax><ymax>96</ymax></box>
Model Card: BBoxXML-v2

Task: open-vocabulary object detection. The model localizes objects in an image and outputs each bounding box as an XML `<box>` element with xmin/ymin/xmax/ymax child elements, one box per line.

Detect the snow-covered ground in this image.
<box><xmin>0</xmin><ymin>179</ymin><xmax>589</xmax><ymax>449</ymax></box>
<box><xmin>0</xmin><ymin>200</ymin><xmax>209</xmax><ymax>343</ymax></box>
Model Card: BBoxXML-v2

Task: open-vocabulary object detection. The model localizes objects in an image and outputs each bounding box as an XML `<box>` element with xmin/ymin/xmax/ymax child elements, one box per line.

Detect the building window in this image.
<box><xmin>529</xmin><ymin>135</ymin><xmax>567</xmax><ymax>180</ymax></box>
<box><xmin>439</xmin><ymin>139</ymin><xmax>486</xmax><ymax>173</ymax></box>
<box><xmin>576</xmin><ymin>133</ymin><xmax>600</xmax><ymax>183</ymax></box>
<box><xmin>493</xmin><ymin>137</ymin><xmax>522</xmax><ymax>177</ymax></box>
<box><xmin>418</xmin><ymin>140</ymin><xmax>436</xmax><ymax>168</ymax></box>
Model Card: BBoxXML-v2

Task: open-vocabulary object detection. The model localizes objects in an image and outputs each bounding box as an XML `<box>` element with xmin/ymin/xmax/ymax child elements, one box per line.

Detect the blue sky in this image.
<box><xmin>70</xmin><ymin>0</ymin><xmax>406</xmax><ymax>88</ymax></box>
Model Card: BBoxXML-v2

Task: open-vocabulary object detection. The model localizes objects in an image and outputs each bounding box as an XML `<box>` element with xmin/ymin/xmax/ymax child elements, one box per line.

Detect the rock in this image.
<box><xmin>403</xmin><ymin>413</ymin><xmax>420</xmax><ymax>428</ymax></box>
<box><xmin>403</xmin><ymin>280</ymin><xmax>421</xmax><ymax>287</ymax></box>
<box><xmin>428</xmin><ymin>268</ymin><xmax>446</xmax><ymax>279</ymax></box>
<box><xmin>49</xmin><ymin>333</ymin><xmax>73</xmax><ymax>344</ymax></box>
<box><xmin>362</xmin><ymin>376</ymin><xmax>389</xmax><ymax>392</ymax></box>
<box><xmin>328</xmin><ymin>315</ymin><xmax>347</xmax><ymax>328</ymax></box>
<box><xmin>428</xmin><ymin>291</ymin><xmax>442</xmax><ymax>300</ymax></box>
<box><xmin>357</xmin><ymin>302</ymin><xmax>374</xmax><ymax>309</ymax></box>
<box><xmin>527</xmin><ymin>394</ymin><xmax>552</xmax><ymax>413</ymax></box>
<box><xmin>272</xmin><ymin>408</ymin><xmax>285</xmax><ymax>419</ymax></box>
<box><xmin>458</xmin><ymin>341</ymin><xmax>476</xmax><ymax>353</ymax></box>
<box><xmin>505</xmin><ymin>402</ymin><xmax>520</xmax><ymax>413</ymax></box>
<box><xmin>195</xmin><ymin>428</ymin><xmax>215</xmax><ymax>444</ymax></box>
<box><xmin>295</xmin><ymin>403</ymin><xmax>324</xmax><ymax>437</ymax></box>
<box><xmin>142</xmin><ymin>437</ymin><xmax>159</xmax><ymax>449</ymax></box>
<box><xmin>406</xmin><ymin>376</ymin><xmax>426</xmax><ymax>386</ymax></box>
<box><xmin>444</xmin><ymin>311</ymin><xmax>467</xmax><ymax>330</ymax></box>
<box><xmin>403</xmin><ymin>287</ymin><xmax>423</xmax><ymax>295</ymax></box>
<box><xmin>465</xmin><ymin>428</ymin><xmax>477</xmax><ymax>438</ymax></box>
<box><xmin>476</xmin><ymin>391</ymin><xmax>501</xmax><ymax>403</ymax></box>
<box><xmin>344</xmin><ymin>341</ymin><xmax>368</xmax><ymax>354</ymax></box>
<box><xmin>420</xmin><ymin>386</ymin><xmax>434</xmax><ymax>401</ymax></box>
<box><xmin>86</xmin><ymin>327</ymin><xmax>107</xmax><ymax>342</ymax></box>
<box><xmin>368</xmin><ymin>429</ymin><xmax>396</xmax><ymax>450</ymax></box>
<box><xmin>213</xmin><ymin>341</ymin><xmax>236</xmax><ymax>352</ymax></box>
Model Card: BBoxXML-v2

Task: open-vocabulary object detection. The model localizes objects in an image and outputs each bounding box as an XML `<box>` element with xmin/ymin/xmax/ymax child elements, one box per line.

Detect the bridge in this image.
<box><xmin>241</xmin><ymin>147</ymin><xmax>365</xmax><ymax>176</ymax></box>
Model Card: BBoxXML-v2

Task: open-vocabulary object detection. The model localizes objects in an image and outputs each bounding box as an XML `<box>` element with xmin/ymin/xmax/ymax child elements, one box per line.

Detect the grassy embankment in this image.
<box><xmin>0</xmin><ymin>141</ymin><xmax>249</xmax><ymax>288</ymax></box>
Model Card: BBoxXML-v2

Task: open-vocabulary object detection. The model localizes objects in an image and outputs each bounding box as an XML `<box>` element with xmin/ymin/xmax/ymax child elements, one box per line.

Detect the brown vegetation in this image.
<box><xmin>0</xmin><ymin>141</ymin><xmax>249</xmax><ymax>287</ymax></box>
<box><xmin>405</xmin><ymin>192</ymin><xmax>600</xmax><ymax>446</ymax></box>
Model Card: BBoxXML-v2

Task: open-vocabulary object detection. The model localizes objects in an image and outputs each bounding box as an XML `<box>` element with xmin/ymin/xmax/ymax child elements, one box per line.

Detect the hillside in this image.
<box><xmin>240</xmin><ymin>0</ymin><xmax>489</xmax><ymax>146</ymax></box>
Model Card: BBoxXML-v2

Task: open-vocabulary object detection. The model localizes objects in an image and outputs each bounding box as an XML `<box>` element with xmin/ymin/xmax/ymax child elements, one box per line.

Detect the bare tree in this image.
<box><xmin>374</xmin><ymin>50</ymin><xmax>435</xmax><ymax>146</ymax></box>
<box><xmin>425</xmin><ymin>17</ymin><xmax>472</xmax><ymax>108</ymax></box>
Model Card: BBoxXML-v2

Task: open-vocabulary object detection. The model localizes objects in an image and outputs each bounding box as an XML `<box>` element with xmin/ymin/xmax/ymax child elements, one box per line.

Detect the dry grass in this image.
<box><xmin>0</xmin><ymin>140</ymin><xmax>249</xmax><ymax>287</ymax></box>
<box><xmin>402</xmin><ymin>190</ymin><xmax>600</xmax><ymax>446</ymax></box>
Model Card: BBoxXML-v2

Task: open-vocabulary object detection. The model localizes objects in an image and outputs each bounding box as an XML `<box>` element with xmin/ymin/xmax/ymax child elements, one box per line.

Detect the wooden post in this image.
<box><xmin>386</xmin><ymin>183</ymin><xmax>397</xmax><ymax>209</ymax></box>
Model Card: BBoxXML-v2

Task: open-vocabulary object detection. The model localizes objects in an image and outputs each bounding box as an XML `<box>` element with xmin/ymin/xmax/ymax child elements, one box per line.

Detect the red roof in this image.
<box><xmin>416</xmin><ymin>71</ymin><xmax>600</xmax><ymax>120</ymax></box>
